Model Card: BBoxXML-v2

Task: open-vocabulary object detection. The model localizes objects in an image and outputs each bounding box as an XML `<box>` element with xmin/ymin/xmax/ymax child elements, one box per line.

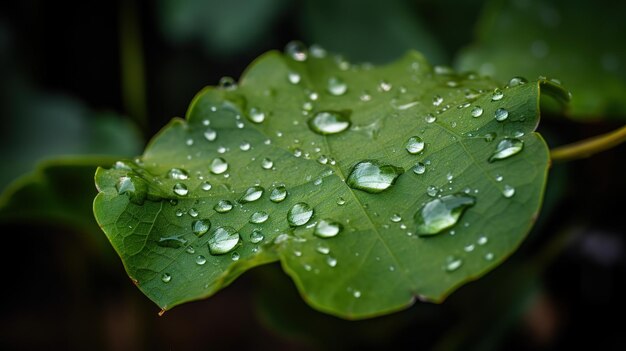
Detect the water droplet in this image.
<box><xmin>379</xmin><ymin>80</ymin><xmax>392</xmax><ymax>92</ymax></box>
<box><xmin>218</xmin><ymin>76</ymin><xmax>237</xmax><ymax>90</ymax></box>
<box><xmin>285</xmin><ymin>41</ymin><xmax>308</xmax><ymax>61</ymax></box>
<box><xmin>502</xmin><ymin>185</ymin><xmax>515</xmax><ymax>198</ymax></box>
<box><xmin>239</xmin><ymin>141</ymin><xmax>251</xmax><ymax>151</ymax></box>
<box><xmin>250</xmin><ymin>229</ymin><xmax>264</xmax><ymax>244</ymax></box>
<box><xmin>204</xmin><ymin>128</ymin><xmax>217</xmax><ymax>141</ymax></box>
<box><xmin>508</xmin><ymin>76</ymin><xmax>527</xmax><ymax>87</ymax></box>
<box><xmin>167</xmin><ymin>168</ymin><xmax>189</xmax><ymax>180</ymax></box>
<box><xmin>249</xmin><ymin>211</ymin><xmax>269</xmax><ymax>224</ymax></box>
<box><xmin>288</xmin><ymin>72</ymin><xmax>301</xmax><ymax>84</ymax></box>
<box><xmin>261</xmin><ymin>158</ymin><xmax>274</xmax><ymax>170</ymax></box>
<box><xmin>390</xmin><ymin>214</ymin><xmax>402</xmax><ymax>223</ymax></box>
<box><xmin>494</xmin><ymin>108</ymin><xmax>509</xmax><ymax>121</ymax></box>
<box><xmin>426</xmin><ymin>185</ymin><xmax>438</xmax><ymax>197</ymax></box>
<box><xmin>214</xmin><ymin>200</ymin><xmax>233</xmax><ymax>213</ymax></box>
<box><xmin>158</xmin><ymin>235</ymin><xmax>188</xmax><ymax>248</ymax></box>
<box><xmin>405</xmin><ymin>136</ymin><xmax>425</xmax><ymax>154</ymax></box>
<box><xmin>188</xmin><ymin>208</ymin><xmax>199</xmax><ymax>217</ymax></box>
<box><xmin>327</xmin><ymin>76</ymin><xmax>347</xmax><ymax>96</ymax></box>
<box><xmin>192</xmin><ymin>219</ymin><xmax>211</xmax><ymax>237</ymax></box>
<box><xmin>477</xmin><ymin>236</ymin><xmax>488</xmax><ymax>245</ymax></box>
<box><xmin>270</xmin><ymin>185</ymin><xmax>288</xmax><ymax>202</ymax></box>
<box><xmin>412</xmin><ymin>162</ymin><xmax>426</xmax><ymax>175</ymax></box>
<box><xmin>346</xmin><ymin>160</ymin><xmax>404</xmax><ymax>193</ymax></box>
<box><xmin>491</xmin><ymin>88</ymin><xmax>504</xmax><ymax>101</ymax></box>
<box><xmin>208</xmin><ymin>226</ymin><xmax>240</xmax><ymax>255</ymax></box>
<box><xmin>464</xmin><ymin>244</ymin><xmax>475</xmax><ymax>252</ymax></box>
<box><xmin>485</xmin><ymin>252</ymin><xmax>494</xmax><ymax>261</ymax></box>
<box><xmin>471</xmin><ymin>106</ymin><xmax>483</xmax><ymax>117</ymax></box>
<box><xmin>488</xmin><ymin>138</ymin><xmax>523</xmax><ymax>162</ymax></box>
<box><xmin>186</xmin><ymin>138</ymin><xmax>194</xmax><ymax>146</ymax></box>
<box><xmin>326</xmin><ymin>256</ymin><xmax>337</xmax><ymax>267</ymax></box>
<box><xmin>173</xmin><ymin>183</ymin><xmax>189</xmax><ymax>196</ymax></box>
<box><xmin>210</xmin><ymin>157</ymin><xmax>228</xmax><ymax>174</ymax></box>
<box><xmin>308</xmin><ymin>111</ymin><xmax>351</xmax><ymax>135</ymax></box>
<box><xmin>195</xmin><ymin>255</ymin><xmax>206</xmax><ymax>265</ymax></box>
<box><xmin>316</xmin><ymin>245</ymin><xmax>330</xmax><ymax>254</ymax></box>
<box><xmin>495</xmin><ymin>174</ymin><xmax>503</xmax><ymax>182</ymax></box>
<box><xmin>432</xmin><ymin>95</ymin><xmax>443</xmax><ymax>106</ymax></box>
<box><xmin>414</xmin><ymin>193</ymin><xmax>476</xmax><ymax>236</ymax></box>
<box><xmin>175</xmin><ymin>209</ymin><xmax>184</xmax><ymax>217</ymax></box>
<box><xmin>287</xmin><ymin>202</ymin><xmax>314</xmax><ymax>227</ymax></box>
<box><xmin>445</xmin><ymin>257</ymin><xmax>463</xmax><ymax>272</ymax></box>
<box><xmin>115</xmin><ymin>176</ymin><xmax>147</xmax><ymax>204</ymax></box>
<box><xmin>310</xmin><ymin>44</ymin><xmax>327</xmax><ymax>58</ymax></box>
<box><xmin>353</xmin><ymin>290</ymin><xmax>362</xmax><ymax>298</ymax></box>
<box><xmin>336</xmin><ymin>197</ymin><xmax>346</xmax><ymax>206</ymax></box>
<box><xmin>425</xmin><ymin>113</ymin><xmax>437</xmax><ymax>123</ymax></box>
<box><xmin>231</xmin><ymin>251</ymin><xmax>240</xmax><ymax>261</ymax></box>
<box><xmin>186</xmin><ymin>246</ymin><xmax>195</xmax><ymax>254</ymax></box>
<box><xmin>314</xmin><ymin>219</ymin><xmax>342</xmax><ymax>238</ymax></box>
<box><xmin>248</xmin><ymin>107</ymin><xmax>266</xmax><ymax>123</ymax></box>
<box><xmin>161</xmin><ymin>273</ymin><xmax>171</xmax><ymax>283</ymax></box>
<box><xmin>239</xmin><ymin>186</ymin><xmax>264</xmax><ymax>203</ymax></box>
<box><xmin>484</xmin><ymin>132</ymin><xmax>496</xmax><ymax>142</ymax></box>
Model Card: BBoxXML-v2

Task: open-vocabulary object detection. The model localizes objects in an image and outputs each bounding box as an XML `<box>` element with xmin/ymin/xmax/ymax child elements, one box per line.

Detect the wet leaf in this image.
<box><xmin>94</xmin><ymin>46</ymin><xmax>566</xmax><ymax>318</ymax></box>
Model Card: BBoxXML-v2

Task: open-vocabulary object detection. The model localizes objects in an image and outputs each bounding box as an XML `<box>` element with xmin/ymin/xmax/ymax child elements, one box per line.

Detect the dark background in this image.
<box><xmin>1</xmin><ymin>0</ymin><xmax>625</xmax><ymax>350</ymax></box>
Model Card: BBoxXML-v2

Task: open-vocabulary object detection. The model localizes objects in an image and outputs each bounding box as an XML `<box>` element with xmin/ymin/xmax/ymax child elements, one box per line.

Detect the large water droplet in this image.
<box><xmin>494</xmin><ymin>108</ymin><xmax>509</xmax><ymax>121</ymax></box>
<box><xmin>414</xmin><ymin>193</ymin><xmax>476</xmax><ymax>236</ymax></box>
<box><xmin>158</xmin><ymin>235</ymin><xmax>188</xmax><ymax>248</ymax></box>
<box><xmin>346</xmin><ymin>160</ymin><xmax>404</xmax><ymax>193</ymax></box>
<box><xmin>239</xmin><ymin>186</ymin><xmax>264</xmax><ymax>203</ymax></box>
<box><xmin>208</xmin><ymin>226</ymin><xmax>240</xmax><ymax>255</ymax></box>
<box><xmin>214</xmin><ymin>200</ymin><xmax>233</xmax><ymax>213</ymax></box>
<box><xmin>285</xmin><ymin>41</ymin><xmax>308</xmax><ymax>61</ymax></box>
<box><xmin>210</xmin><ymin>157</ymin><xmax>228</xmax><ymax>174</ymax></box>
<box><xmin>250</xmin><ymin>229</ymin><xmax>264</xmax><ymax>244</ymax></box>
<box><xmin>173</xmin><ymin>183</ymin><xmax>189</xmax><ymax>196</ymax></box>
<box><xmin>488</xmin><ymin>138</ymin><xmax>523</xmax><ymax>162</ymax></box>
<box><xmin>327</xmin><ymin>76</ymin><xmax>347</xmax><ymax>96</ymax></box>
<box><xmin>390</xmin><ymin>214</ymin><xmax>402</xmax><ymax>223</ymax></box>
<box><xmin>314</xmin><ymin>219</ymin><xmax>342</xmax><ymax>238</ymax></box>
<box><xmin>248</xmin><ymin>107</ymin><xmax>266</xmax><ymax>123</ymax></box>
<box><xmin>308</xmin><ymin>111</ymin><xmax>351</xmax><ymax>135</ymax></box>
<box><xmin>405</xmin><ymin>136</ymin><xmax>425</xmax><ymax>154</ymax></box>
<box><xmin>195</xmin><ymin>255</ymin><xmax>207</xmax><ymax>265</ymax></box>
<box><xmin>270</xmin><ymin>185</ymin><xmax>288</xmax><ymax>202</ymax></box>
<box><xmin>192</xmin><ymin>219</ymin><xmax>211</xmax><ymax>237</ymax></box>
<box><xmin>249</xmin><ymin>211</ymin><xmax>269</xmax><ymax>224</ymax></box>
<box><xmin>287</xmin><ymin>202</ymin><xmax>314</xmax><ymax>227</ymax></box>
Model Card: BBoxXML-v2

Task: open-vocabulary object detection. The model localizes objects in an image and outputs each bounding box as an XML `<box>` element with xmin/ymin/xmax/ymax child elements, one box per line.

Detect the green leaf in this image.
<box><xmin>456</xmin><ymin>0</ymin><xmax>626</xmax><ymax>119</ymax></box>
<box><xmin>94</xmin><ymin>47</ymin><xmax>566</xmax><ymax>319</ymax></box>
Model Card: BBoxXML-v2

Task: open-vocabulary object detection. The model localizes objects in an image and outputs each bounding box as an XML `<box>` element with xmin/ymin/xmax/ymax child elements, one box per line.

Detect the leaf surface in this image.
<box><xmin>94</xmin><ymin>47</ymin><xmax>565</xmax><ymax>318</ymax></box>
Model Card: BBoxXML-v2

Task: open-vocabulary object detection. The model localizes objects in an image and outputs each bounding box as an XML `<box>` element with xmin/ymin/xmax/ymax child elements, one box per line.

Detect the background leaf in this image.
<box><xmin>94</xmin><ymin>48</ymin><xmax>564</xmax><ymax>318</ymax></box>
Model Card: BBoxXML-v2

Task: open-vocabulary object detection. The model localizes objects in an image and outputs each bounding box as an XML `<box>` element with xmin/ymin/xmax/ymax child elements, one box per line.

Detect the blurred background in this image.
<box><xmin>1</xmin><ymin>0</ymin><xmax>625</xmax><ymax>349</ymax></box>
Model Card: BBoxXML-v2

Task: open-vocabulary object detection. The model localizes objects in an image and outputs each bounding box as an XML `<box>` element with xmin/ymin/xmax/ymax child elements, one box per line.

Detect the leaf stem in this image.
<box><xmin>550</xmin><ymin>124</ymin><xmax>626</xmax><ymax>161</ymax></box>
<box><xmin>119</xmin><ymin>0</ymin><xmax>148</xmax><ymax>132</ymax></box>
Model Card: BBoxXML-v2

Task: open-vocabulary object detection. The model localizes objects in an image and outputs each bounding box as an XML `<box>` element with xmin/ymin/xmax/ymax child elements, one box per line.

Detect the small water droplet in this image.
<box><xmin>175</xmin><ymin>209</ymin><xmax>184</xmax><ymax>217</ymax></box>
<box><xmin>502</xmin><ymin>185</ymin><xmax>516</xmax><ymax>198</ymax></box>
<box><xmin>405</xmin><ymin>136</ymin><xmax>425</xmax><ymax>154</ymax></box>
<box><xmin>195</xmin><ymin>255</ymin><xmax>206</xmax><ymax>265</ymax></box>
<box><xmin>270</xmin><ymin>185</ymin><xmax>288</xmax><ymax>202</ymax></box>
<box><xmin>186</xmin><ymin>138</ymin><xmax>194</xmax><ymax>146</ymax></box>
<box><xmin>494</xmin><ymin>108</ymin><xmax>509</xmax><ymax>121</ymax></box>
<box><xmin>308</xmin><ymin>111</ymin><xmax>351</xmax><ymax>135</ymax></box>
<box><xmin>477</xmin><ymin>236</ymin><xmax>488</xmax><ymax>245</ymax></box>
<box><xmin>288</xmin><ymin>72</ymin><xmax>301</xmax><ymax>84</ymax></box>
<box><xmin>508</xmin><ymin>76</ymin><xmax>528</xmax><ymax>87</ymax></box>
<box><xmin>249</xmin><ymin>211</ymin><xmax>269</xmax><ymax>224</ymax></box>
<box><xmin>192</xmin><ymin>219</ymin><xmax>211</xmax><ymax>237</ymax></box>
<box><xmin>485</xmin><ymin>252</ymin><xmax>494</xmax><ymax>261</ymax></box>
<box><xmin>248</xmin><ymin>107</ymin><xmax>266</xmax><ymax>123</ymax></box>
<box><xmin>426</xmin><ymin>185</ymin><xmax>438</xmax><ymax>197</ymax></box>
<box><xmin>327</xmin><ymin>76</ymin><xmax>348</xmax><ymax>96</ymax></box>
<box><xmin>432</xmin><ymin>95</ymin><xmax>444</xmax><ymax>106</ymax></box>
<box><xmin>316</xmin><ymin>245</ymin><xmax>330</xmax><ymax>254</ymax></box>
<box><xmin>201</xmin><ymin>181</ymin><xmax>212</xmax><ymax>191</ymax></box>
<box><xmin>204</xmin><ymin>128</ymin><xmax>217</xmax><ymax>141</ymax></box>
<box><xmin>285</xmin><ymin>41</ymin><xmax>308</xmax><ymax>61</ymax></box>
<box><xmin>484</xmin><ymin>132</ymin><xmax>497</xmax><ymax>142</ymax></box>
<box><xmin>158</xmin><ymin>235</ymin><xmax>188</xmax><ymax>248</ymax></box>
<box><xmin>471</xmin><ymin>106</ymin><xmax>483</xmax><ymax>117</ymax></box>
<box><xmin>239</xmin><ymin>141</ymin><xmax>251</xmax><ymax>151</ymax></box>
<box><xmin>412</xmin><ymin>162</ymin><xmax>426</xmax><ymax>175</ymax></box>
<box><xmin>488</xmin><ymin>138</ymin><xmax>524</xmax><ymax>162</ymax></box>
<box><xmin>214</xmin><ymin>200</ymin><xmax>233</xmax><ymax>213</ymax></box>
<box><xmin>239</xmin><ymin>186</ymin><xmax>264</xmax><ymax>203</ymax></box>
<box><xmin>346</xmin><ymin>160</ymin><xmax>404</xmax><ymax>193</ymax></box>
<box><xmin>187</xmin><ymin>208</ymin><xmax>199</xmax><ymax>217</ymax></box>
<box><xmin>445</xmin><ymin>257</ymin><xmax>463</xmax><ymax>272</ymax></box>
<box><xmin>210</xmin><ymin>157</ymin><xmax>229</xmax><ymax>174</ymax></box>
<box><xmin>414</xmin><ymin>193</ymin><xmax>476</xmax><ymax>236</ymax></box>
<box><xmin>173</xmin><ymin>183</ymin><xmax>189</xmax><ymax>196</ymax></box>
<box><xmin>425</xmin><ymin>113</ymin><xmax>436</xmax><ymax>123</ymax></box>
<box><xmin>186</xmin><ymin>246</ymin><xmax>195</xmax><ymax>254</ymax></box>
<box><xmin>336</xmin><ymin>197</ymin><xmax>346</xmax><ymax>206</ymax></box>
<box><xmin>218</xmin><ymin>76</ymin><xmax>237</xmax><ymax>90</ymax></box>
<box><xmin>208</xmin><ymin>226</ymin><xmax>240</xmax><ymax>255</ymax></box>
<box><xmin>390</xmin><ymin>214</ymin><xmax>402</xmax><ymax>223</ymax></box>
<box><xmin>464</xmin><ymin>244</ymin><xmax>475</xmax><ymax>252</ymax></box>
<box><xmin>353</xmin><ymin>290</ymin><xmax>362</xmax><ymax>298</ymax></box>
<box><xmin>116</xmin><ymin>176</ymin><xmax>147</xmax><ymax>204</ymax></box>
<box><xmin>161</xmin><ymin>273</ymin><xmax>171</xmax><ymax>283</ymax></box>
<box><xmin>261</xmin><ymin>158</ymin><xmax>274</xmax><ymax>170</ymax></box>
<box><xmin>310</xmin><ymin>44</ymin><xmax>327</xmax><ymax>58</ymax></box>
<box><xmin>326</xmin><ymin>256</ymin><xmax>337</xmax><ymax>267</ymax></box>
<box><xmin>250</xmin><ymin>229</ymin><xmax>264</xmax><ymax>244</ymax></box>
<box><xmin>167</xmin><ymin>168</ymin><xmax>189</xmax><ymax>180</ymax></box>
<box><xmin>314</xmin><ymin>219</ymin><xmax>342</xmax><ymax>238</ymax></box>
<box><xmin>231</xmin><ymin>252</ymin><xmax>240</xmax><ymax>261</ymax></box>
<box><xmin>491</xmin><ymin>88</ymin><xmax>504</xmax><ymax>101</ymax></box>
<box><xmin>287</xmin><ymin>203</ymin><xmax>314</xmax><ymax>227</ymax></box>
